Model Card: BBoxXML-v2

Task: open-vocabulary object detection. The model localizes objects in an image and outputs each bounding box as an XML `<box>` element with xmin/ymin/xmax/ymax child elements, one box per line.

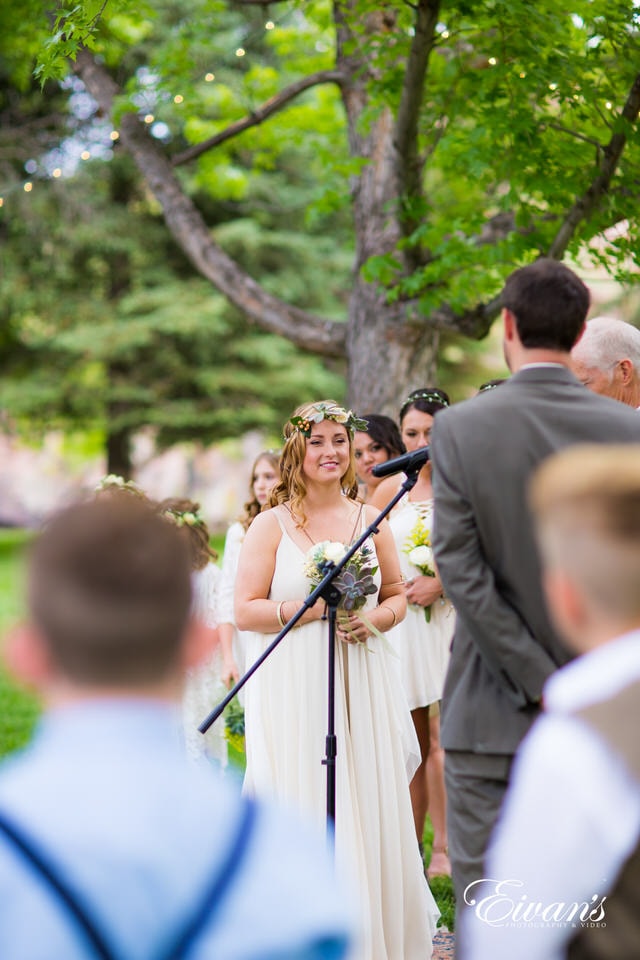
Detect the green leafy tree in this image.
<box><xmin>0</xmin><ymin>151</ymin><xmax>346</xmax><ymax>474</ymax></box>
<box><xmin>4</xmin><ymin>0</ymin><xmax>640</xmax><ymax>414</ymax></box>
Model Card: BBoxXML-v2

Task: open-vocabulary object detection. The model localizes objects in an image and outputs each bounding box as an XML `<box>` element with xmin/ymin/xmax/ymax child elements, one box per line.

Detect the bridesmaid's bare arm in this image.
<box><xmin>234</xmin><ymin>509</ymin><xmax>324</xmax><ymax>633</ymax></box>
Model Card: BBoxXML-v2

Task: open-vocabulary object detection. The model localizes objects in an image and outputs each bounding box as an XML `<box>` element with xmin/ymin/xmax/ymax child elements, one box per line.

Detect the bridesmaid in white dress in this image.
<box><xmin>371</xmin><ymin>389</ymin><xmax>455</xmax><ymax>879</ymax></box>
<box><xmin>235</xmin><ymin>400</ymin><xmax>439</xmax><ymax>960</ymax></box>
<box><xmin>217</xmin><ymin>451</ymin><xmax>280</xmax><ymax>688</ymax></box>
<box><xmin>353</xmin><ymin>414</ymin><xmax>404</xmax><ymax>502</ymax></box>
<box><xmin>158</xmin><ymin>498</ymin><xmax>225</xmax><ymax>766</ymax></box>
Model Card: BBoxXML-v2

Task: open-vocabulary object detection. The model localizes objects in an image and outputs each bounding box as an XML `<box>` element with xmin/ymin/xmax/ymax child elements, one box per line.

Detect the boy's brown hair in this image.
<box><xmin>28</xmin><ymin>498</ymin><xmax>192</xmax><ymax>685</ymax></box>
<box><xmin>530</xmin><ymin>444</ymin><xmax>640</xmax><ymax>620</ymax></box>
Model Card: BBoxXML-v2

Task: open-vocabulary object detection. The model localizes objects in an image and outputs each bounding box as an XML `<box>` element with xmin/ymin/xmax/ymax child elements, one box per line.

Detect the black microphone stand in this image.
<box><xmin>199</xmin><ymin>465</ymin><xmax>423</xmax><ymax>840</ymax></box>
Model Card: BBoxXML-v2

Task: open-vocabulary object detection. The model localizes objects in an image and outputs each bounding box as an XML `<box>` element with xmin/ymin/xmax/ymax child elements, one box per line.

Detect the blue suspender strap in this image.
<box><xmin>0</xmin><ymin>795</ymin><xmax>258</xmax><ymax>960</ymax></box>
<box><xmin>159</xmin><ymin>795</ymin><xmax>259</xmax><ymax>960</ymax></box>
<box><xmin>0</xmin><ymin>811</ymin><xmax>118</xmax><ymax>960</ymax></box>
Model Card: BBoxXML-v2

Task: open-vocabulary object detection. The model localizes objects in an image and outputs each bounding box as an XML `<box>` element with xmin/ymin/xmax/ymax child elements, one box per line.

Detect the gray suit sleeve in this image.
<box><xmin>430</xmin><ymin>419</ymin><xmax>556</xmax><ymax>707</ymax></box>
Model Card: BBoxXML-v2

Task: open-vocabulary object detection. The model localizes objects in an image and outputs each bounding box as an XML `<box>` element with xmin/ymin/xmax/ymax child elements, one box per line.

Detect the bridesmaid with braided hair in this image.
<box><xmin>217</xmin><ymin>451</ymin><xmax>280</xmax><ymax>688</ymax></box>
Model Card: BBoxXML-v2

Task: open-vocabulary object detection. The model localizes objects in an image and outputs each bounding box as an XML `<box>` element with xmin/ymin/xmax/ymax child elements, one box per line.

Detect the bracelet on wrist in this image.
<box><xmin>381</xmin><ymin>604</ymin><xmax>397</xmax><ymax>629</ymax></box>
<box><xmin>276</xmin><ymin>600</ymin><xmax>287</xmax><ymax>629</ymax></box>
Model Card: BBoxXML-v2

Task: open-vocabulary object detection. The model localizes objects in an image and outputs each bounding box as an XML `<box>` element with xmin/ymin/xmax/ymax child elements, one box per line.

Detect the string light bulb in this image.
<box><xmin>24</xmin><ymin>182</ymin><xmax>33</xmax><ymax>192</ymax></box>
<box><xmin>174</xmin><ymin>94</ymin><xmax>184</xmax><ymax>104</ymax></box>
<box><xmin>81</xmin><ymin>150</ymin><xmax>91</xmax><ymax>160</ymax></box>
<box><xmin>110</xmin><ymin>130</ymin><xmax>119</xmax><ymax>141</ymax></box>
<box><xmin>235</xmin><ymin>48</ymin><xmax>245</xmax><ymax>57</ymax></box>
<box><xmin>205</xmin><ymin>72</ymin><xmax>215</xmax><ymax>82</ymax></box>
<box><xmin>265</xmin><ymin>20</ymin><xmax>274</xmax><ymax>30</ymax></box>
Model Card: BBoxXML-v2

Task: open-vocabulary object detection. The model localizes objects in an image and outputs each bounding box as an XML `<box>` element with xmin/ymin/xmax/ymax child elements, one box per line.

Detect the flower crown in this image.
<box><xmin>289</xmin><ymin>402</ymin><xmax>368</xmax><ymax>438</ymax></box>
<box><xmin>400</xmin><ymin>390</ymin><xmax>449</xmax><ymax>409</ymax></box>
<box><xmin>161</xmin><ymin>506</ymin><xmax>204</xmax><ymax>529</ymax></box>
<box><xmin>94</xmin><ymin>474</ymin><xmax>145</xmax><ymax>497</ymax></box>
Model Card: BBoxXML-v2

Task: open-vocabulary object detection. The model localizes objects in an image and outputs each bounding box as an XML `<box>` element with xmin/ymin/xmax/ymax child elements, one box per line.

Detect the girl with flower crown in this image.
<box><xmin>217</xmin><ymin>451</ymin><xmax>280</xmax><ymax>689</ymax></box>
<box><xmin>158</xmin><ymin>498</ymin><xmax>226</xmax><ymax>766</ymax></box>
<box><xmin>235</xmin><ymin>400</ymin><xmax>439</xmax><ymax>960</ymax></box>
<box><xmin>371</xmin><ymin>388</ymin><xmax>455</xmax><ymax>880</ymax></box>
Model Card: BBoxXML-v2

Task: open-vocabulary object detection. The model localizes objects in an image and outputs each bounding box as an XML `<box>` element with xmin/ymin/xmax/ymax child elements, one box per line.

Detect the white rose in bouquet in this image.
<box><xmin>408</xmin><ymin>545</ymin><xmax>433</xmax><ymax>570</ymax></box>
<box><xmin>323</xmin><ymin>541</ymin><xmax>348</xmax><ymax>564</ymax></box>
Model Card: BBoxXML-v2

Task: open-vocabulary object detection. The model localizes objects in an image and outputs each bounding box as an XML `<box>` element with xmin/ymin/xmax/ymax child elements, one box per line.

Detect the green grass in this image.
<box><xmin>0</xmin><ymin>529</ymin><xmax>40</xmax><ymax>760</ymax></box>
<box><xmin>423</xmin><ymin>818</ymin><xmax>456</xmax><ymax>930</ymax></box>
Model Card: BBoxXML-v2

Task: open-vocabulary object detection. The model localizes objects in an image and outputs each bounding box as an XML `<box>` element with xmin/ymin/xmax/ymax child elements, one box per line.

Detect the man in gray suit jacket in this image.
<box><xmin>430</xmin><ymin>258</ymin><xmax>640</xmax><ymax>942</ymax></box>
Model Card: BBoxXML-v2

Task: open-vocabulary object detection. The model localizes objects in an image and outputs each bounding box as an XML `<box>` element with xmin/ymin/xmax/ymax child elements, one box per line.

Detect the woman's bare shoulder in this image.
<box><xmin>245</xmin><ymin>505</ymin><xmax>284</xmax><ymax>540</ymax></box>
<box><xmin>369</xmin><ymin>476</ymin><xmax>401</xmax><ymax>509</ymax></box>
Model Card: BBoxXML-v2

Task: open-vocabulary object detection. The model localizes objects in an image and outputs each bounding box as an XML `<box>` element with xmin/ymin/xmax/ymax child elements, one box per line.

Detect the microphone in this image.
<box><xmin>371</xmin><ymin>446</ymin><xmax>430</xmax><ymax>479</ymax></box>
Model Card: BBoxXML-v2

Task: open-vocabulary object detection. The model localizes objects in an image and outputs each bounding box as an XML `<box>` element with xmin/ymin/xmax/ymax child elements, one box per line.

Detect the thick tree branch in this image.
<box><xmin>72</xmin><ymin>48</ymin><xmax>345</xmax><ymax>357</ymax></box>
<box><xmin>172</xmin><ymin>69</ymin><xmax>345</xmax><ymax>167</ymax></box>
<box><xmin>423</xmin><ymin>293</ymin><xmax>500</xmax><ymax>339</ymax></box>
<box><xmin>394</xmin><ymin>0</ymin><xmax>440</xmax><ymax>201</ymax></box>
<box><xmin>547</xmin><ymin>71</ymin><xmax>640</xmax><ymax>260</ymax></box>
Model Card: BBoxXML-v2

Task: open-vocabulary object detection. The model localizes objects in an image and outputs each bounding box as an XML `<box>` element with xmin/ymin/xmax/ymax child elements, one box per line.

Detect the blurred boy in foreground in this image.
<box><xmin>0</xmin><ymin>496</ymin><xmax>354</xmax><ymax>960</ymax></box>
<box><xmin>464</xmin><ymin>444</ymin><xmax>640</xmax><ymax>960</ymax></box>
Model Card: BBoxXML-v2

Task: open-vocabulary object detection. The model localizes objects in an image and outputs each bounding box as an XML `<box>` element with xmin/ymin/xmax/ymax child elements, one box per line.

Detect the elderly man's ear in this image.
<box><xmin>616</xmin><ymin>358</ymin><xmax>634</xmax><ymax>385</ymax></box>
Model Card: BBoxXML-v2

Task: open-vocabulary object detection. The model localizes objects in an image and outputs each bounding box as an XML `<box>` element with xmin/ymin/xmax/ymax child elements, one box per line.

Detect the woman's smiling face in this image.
<box><xmin>303</xmin><ymin>419</ymin><xmax>351</xmax><ymax>484</ymax></box>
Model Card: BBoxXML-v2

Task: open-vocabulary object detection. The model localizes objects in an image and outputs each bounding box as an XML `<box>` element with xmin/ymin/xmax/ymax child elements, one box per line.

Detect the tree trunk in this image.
<box><xmin>343</xmin><ymin>102</ymin><xmax>439</xmax><ymax>414</ymax></box>
<box><xmin>346</xmin><ymin>283</ymin><xmax>439</xmax><ymax>416</ymax></box>
<box><xmin>337</xmin><ymin>6</ymin><xmax>439</xmax><ymax>416</ymax></box>
<box><xmin>106</xmin><ymin>423</ymin><xmax>133</xmax><ymax>479</ymax></box>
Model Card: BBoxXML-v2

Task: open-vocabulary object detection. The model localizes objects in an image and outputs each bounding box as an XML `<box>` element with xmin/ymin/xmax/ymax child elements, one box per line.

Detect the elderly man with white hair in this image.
<box><xmin>571</xmin><ymin>316</ymin><xmax>640</xmax><ymax>408</ymax></box>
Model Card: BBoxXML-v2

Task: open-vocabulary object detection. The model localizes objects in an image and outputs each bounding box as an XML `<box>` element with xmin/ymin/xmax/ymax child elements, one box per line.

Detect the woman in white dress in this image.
<box><xmin>371</xmin><ymin>389</ymin><xmax>454</xmax><ymax>879</ymax></box>
<box><xmin>217</xmin><ymin>451</ymin><xmax>280</xmax><ymax>688</ymax></box>
<box><xmin>159</xmin><ymin>498</ymin><xmax>225</xmax><ymax>765</ymax></box>
<box><xmin>235</xmin><ymin>400</ymin><xmax>439</xmax><ymax>960</ymax></box>
<box><xmin>353</xmin><ymin>414</ymin><xmax>404</xmax><ymax>502</ymax></box>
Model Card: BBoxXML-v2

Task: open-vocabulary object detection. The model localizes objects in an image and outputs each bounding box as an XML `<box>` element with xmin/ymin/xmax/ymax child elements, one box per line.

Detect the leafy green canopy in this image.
<box><xmin>358</xmin><ymin>0</ymin><xmax>640</xmax><ymax>312</ymax></box>
<box><xmin>0</xmin><ymin>2</ymin><xmax>351</xmax><ymax>452</ymax></box>
<box><xmin>0</xmin><ymin>155</ymin><xmax>347</xmax><ymax>451</ymax></box>
<box><xmin>26</xmin><ymin>2</ymin><xmax>640</xmax><ymax>305</ymax></box>
<box><xmin>1</xmin><ymin>0</ymin><xmax>639</xmax><ymax>422</ymax></box>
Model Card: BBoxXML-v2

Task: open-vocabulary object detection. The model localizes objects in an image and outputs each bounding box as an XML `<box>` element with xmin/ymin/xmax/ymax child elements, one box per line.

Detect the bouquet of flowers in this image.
<box><xmin>403</xmin><ymin>516</ymin><xmax>436</xmax><ymax>623</ymax></box>
<box><xmin>303</xmin><ymin>540</ymin><xmax>378</xmax><ymax>612</ymax></box>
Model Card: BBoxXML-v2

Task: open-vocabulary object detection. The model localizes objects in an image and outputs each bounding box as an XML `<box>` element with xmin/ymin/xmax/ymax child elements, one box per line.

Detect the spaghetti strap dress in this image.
<box><xmin>388</xmin><ymin>496</ymin><xmax>455</xmax><ymax>709</ymax></box>
<box><xmin>243</xmin><ymin>506</ymin><xmax>439</xmax><ymax>960</ymax></box>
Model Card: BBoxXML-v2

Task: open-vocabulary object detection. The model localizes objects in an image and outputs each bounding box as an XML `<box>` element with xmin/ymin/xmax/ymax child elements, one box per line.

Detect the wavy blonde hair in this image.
<box><xmin>269</xmin><ymin>400</ymin><xmax>360</xmax><ymax>527</ymax></box>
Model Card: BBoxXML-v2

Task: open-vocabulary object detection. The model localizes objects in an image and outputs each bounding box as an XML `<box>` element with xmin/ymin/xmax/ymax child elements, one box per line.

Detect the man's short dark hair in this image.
<box><xmin>500</xmin><ymin>258</ymin><xmax>590</xmax><ymax>351</ymax></box>
<box><xmin>28</xmin><ymin>498</ymin><xmax>192</xmax><ymax>685</ymax></box>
